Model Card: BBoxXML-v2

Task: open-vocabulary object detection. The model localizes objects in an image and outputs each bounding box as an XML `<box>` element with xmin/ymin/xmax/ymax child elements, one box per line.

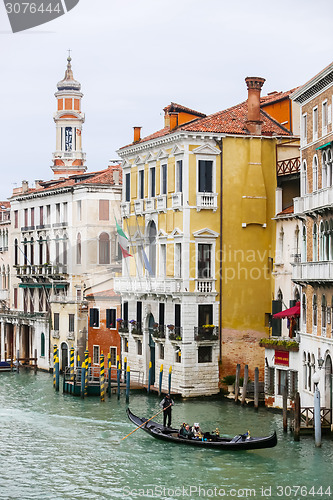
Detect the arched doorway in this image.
<box><xmin>148</xmin><ymin>313</ymin><xmax>156</xmax><ymax>385</ymax></box>
<box><xmin>61</xmin><ymin>342</ymin><xmax>68</xmax><ymax>373</ymax></box>
<box><xmin>324</xmin><ymin>355</ymin><xmax>332</xmax><ymax>411</ymax></box>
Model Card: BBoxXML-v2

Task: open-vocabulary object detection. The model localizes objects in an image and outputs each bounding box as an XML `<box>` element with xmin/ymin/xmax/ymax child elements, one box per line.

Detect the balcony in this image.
<box><xmin>151</xmin><ymin>325</ymin><xmax>166</xmax><ymax>342</ymax></box>
<box><xmin>118</xmin><ymin>320</ymin><xmax>129</xmax><ymax>335</ymax></box>
<box><xmin>196</xmin><ymin>279</ymin><xmax>216</xmax><ymax>293</ymax></box>
<box><xmin>294</xmin><ymin>185</ymin><xmax>333</xmax><ymax>214</ymax></box>
<box><xmin>169</xmin><ymin>327</ymin><xmax>183</xmax><ymax>344</ymax></box>
<box><xmin>53</xmin><ymin>221</ymin><xmax>68</xmax><ymax>228</ymax></box>
<box><xmin>121</xmin><ymin>202</ymin><xmax>131</xmax><ymax>218</ymax></box>
<box><xmin>114</xmin><ymin>277</ymin><xmax>182</xmax><ymax>295</ymax></box>
<box><xmin>134</xmin><ymin>199</ymin><xmax>144</xmax><ymax>216</ymax></box>
<box><xmin>156</xmin><ymin>195</ymin><xmax>167</xmax><ymax>212</ymax></box>
<box><xmin>16</xmin><ymin>264</ymin><xmax>68</xmax><ymax>278</ymax></box>
<box><xmin>145</xmin><ymin>198</ymin><xmax>155</xmax><ymax>213</ymax></box>
<box><xmin>52</xmin><ymin>330</ymin><xmax>60</xmax><ymax>339</ymax></box>
<box><xmin>50</xmin><ymin>294</ymin><xmax>87</xmax><ymax>305</ymax></box>
<box><xmin>196</xmin><ymin>193</ymin><xmax>218</xmax><ymax>212</ymax></box>
<box><xmin>194</xmin><ymin>326</ymin><xmax>218</xmax><ymax>342</ymax></box>
<box><xmin>172</xmin><ymin>192</ymin><xmax>183</xmax><ymax>209</ymax></box>
<box><xmin>292</xmin><ymin>261</ymin><xmax>333</xmax><ymax>283</ymax></box>
<box><xmin>277</xmin><ymin>157</ymin><xmax>300</xmax><ymax>176</ymax></box>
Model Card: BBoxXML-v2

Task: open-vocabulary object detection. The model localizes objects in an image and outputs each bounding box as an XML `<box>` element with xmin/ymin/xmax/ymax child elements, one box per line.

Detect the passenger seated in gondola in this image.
<box><xmin>192</xmin><ymin>423</ymin><xmax>203</xmax><ymax>439</ymax></box>
<box><xmin>179</xmin><ymin>423</ymin><xmax>194</xmax><ymax>439</ymax></box>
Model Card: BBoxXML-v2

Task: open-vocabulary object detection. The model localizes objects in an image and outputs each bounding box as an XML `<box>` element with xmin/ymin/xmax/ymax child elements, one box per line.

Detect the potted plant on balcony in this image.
<box><xmin>117</xmin><ymin>318</ymin><xmax>129</xmax><ymax>333</ymax></box>
<box><xmin>130</xmin><ymin>319</ymin><xmax>141</xmax><ymax>335</ymax></box>
<box><xmin>221</xmin><ymin>374</ymin><xmax>236</xmax><ymax>394</ymax></box>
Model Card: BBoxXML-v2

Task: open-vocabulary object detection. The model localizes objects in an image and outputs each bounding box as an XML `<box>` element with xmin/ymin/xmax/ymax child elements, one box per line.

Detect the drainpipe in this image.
<box><xmin>214</xmin><ymin>138</ymin><xmax>223</xmax><ymax>364</ymax></box>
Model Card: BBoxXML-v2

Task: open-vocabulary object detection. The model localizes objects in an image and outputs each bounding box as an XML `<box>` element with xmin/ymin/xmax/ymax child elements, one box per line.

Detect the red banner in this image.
<box><xmin>275</xmin><ymin>350</ymin><xmax>289</xmax><ymax>366</ymax></box>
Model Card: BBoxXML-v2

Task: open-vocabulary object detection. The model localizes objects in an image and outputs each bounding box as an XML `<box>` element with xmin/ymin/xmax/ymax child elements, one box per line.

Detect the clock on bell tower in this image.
<box><xmin>52</xmin><ymin>55</ymin><xmax>87</xmax><ymax>177</ymax></box>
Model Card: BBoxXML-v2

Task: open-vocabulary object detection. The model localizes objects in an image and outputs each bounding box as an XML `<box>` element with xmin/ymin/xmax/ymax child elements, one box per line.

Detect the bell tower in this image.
<box><xmin>52</xmin><ymin>55</ymin><xmax>87</xmax><ymax>177</ymax></box>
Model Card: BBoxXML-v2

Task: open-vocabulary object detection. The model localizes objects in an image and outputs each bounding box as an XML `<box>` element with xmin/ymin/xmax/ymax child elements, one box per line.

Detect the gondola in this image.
<box><xmin>127</xmin><ymin>408</ymin><xmax>277</xmax><ymax>451</ymax></box>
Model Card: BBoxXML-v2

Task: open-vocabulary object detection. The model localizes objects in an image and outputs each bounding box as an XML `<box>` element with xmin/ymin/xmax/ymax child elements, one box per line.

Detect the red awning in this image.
<box><xmin>273</xmin><ymin>302</ymin><xmax>300</xmax><ymax>319</ymax></box>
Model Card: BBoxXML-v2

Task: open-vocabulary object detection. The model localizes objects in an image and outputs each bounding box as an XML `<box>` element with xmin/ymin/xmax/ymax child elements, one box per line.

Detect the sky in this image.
<box><xmin>0</xmin><ymin>0</ymin><xmax>333</xmax><ymax>200</ymax></box>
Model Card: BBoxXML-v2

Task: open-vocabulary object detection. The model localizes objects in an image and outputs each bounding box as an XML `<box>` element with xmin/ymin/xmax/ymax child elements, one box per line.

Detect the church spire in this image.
<box><xmin>52</xmin><ymin>55</ymin><xmax>86</xmax><ymax>177</ymax></box>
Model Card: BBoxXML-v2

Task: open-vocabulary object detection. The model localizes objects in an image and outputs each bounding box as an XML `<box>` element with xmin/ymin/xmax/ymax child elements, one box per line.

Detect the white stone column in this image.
<box><xmin>0</xmin><ymin>321</ymin><xmax>5</xmax><ymax>361</ymax></box>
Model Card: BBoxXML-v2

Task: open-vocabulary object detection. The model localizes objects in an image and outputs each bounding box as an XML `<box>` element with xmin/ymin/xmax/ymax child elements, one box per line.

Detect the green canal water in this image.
<box><xmin>0</xmin><ymin>372</ymin><xmax>332</xmax><ymax>500</ymax></box>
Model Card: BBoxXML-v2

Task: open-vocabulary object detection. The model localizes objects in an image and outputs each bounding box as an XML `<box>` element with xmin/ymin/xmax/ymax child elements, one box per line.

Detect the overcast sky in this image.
<box><xmin>0</xmin><ymin>0</ymin><xmax>332</xmax><ymax>200</ymax></box>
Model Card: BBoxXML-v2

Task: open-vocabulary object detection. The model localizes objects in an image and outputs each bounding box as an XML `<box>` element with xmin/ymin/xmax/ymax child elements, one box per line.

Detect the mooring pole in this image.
<box><xmin>235</xmin><ymin>364</ymin><xmax>241</xmax><ymax>402</ymax></box>
<box><xmin>314</xmin><ymin>381</ymin><xmax>321</xmax><ymax>447</ymax></box>
<box><xmin>159</xmin><ymin>364</ymin><xmax>163</xmax><ymax>396</ymax></box>
<box><xmin>108</xmin><ymin>353</ymin><xmax>111</xmax><ymax>398</ymax></box>
<box><xmin>124</xmin><ymin>356</ymin><xmax>127</xmax><ymax>384</ymax></box>
<box><xmin>70</xmin><ymin>347</ymin><xmax>74</xmax><ymax>381</ymax></box>
<box><xmin>168</xmin><ymin>366</ymin><xmax>172</xmax><ymax>395</ymax></box>
<box><xmin>55</xmin><ymin>355</ymin><xmax>59</xmax><ymax>392</ymax></box>
<box><xmin>53</xmin><ymin>344</ymin><xmax>57</xmax><ymax>387</ymax></box>
<box><xmin>241</xmin><ymin>364</ymin><xmax>248</xmax><ymax>406</ymax></box>
<box><xmin>100</xmin><ymin>353</ymin><xmax>105</xmax><ymax>402</ymax></box>
<box><xmin>294</xmin><ymin>391</ymin><xmax>300</xmax><ymax>441</ymax></box>
<box><xmin>126</xmin><ymin>365</ymin><xmax>130</xmax><ymax>403</ymax></box>
<box><xmin>81</xmin><ymin>362</ymin><xmax>86</xmax><ymax>399</ymax></box>
<box><xmin>16</xmin><ymin>349</ymin><xmax>19</xmax><ymax>374</ymax></box>
<box><xmin>84</xmin><ymin>350</ymin><xmax>89</xmax><ymax>397</ymax></box>
<box><xmin>34</xmin><ymin>348</ymin><xmax>37</xmax><ymax>374</ymax></box>
<box><xmin>254</xmin><ymin>367</ymin><xmax>259</xmax><ymax>410</ymax></box>
<box><xmin>283</xmin><ymin>385</ymin><xmax>288</xmax><ymax>433</ymax></box>
<box><xmin>147</xmin><ymin>361</ymin><xmax>152</xmax><ymax>394</ymax></box>
<box><xmin>117</xmin><ymin>360</ymin><xmax>121</xmax><ymax>400</ymax></box>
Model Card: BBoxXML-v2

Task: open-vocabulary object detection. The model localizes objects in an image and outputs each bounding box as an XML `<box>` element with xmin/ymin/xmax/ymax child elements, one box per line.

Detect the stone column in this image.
<box><xmin>0</xmin><ymin>321</ymin><xmax>5</xmax><ymax>361</ymax></box>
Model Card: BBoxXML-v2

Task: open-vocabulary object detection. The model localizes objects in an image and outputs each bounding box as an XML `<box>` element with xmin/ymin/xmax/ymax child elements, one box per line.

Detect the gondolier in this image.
<box><xmin>159</xmin><ymin>393</ymin><xmax>174</xmax><ymax>428</ymax></box>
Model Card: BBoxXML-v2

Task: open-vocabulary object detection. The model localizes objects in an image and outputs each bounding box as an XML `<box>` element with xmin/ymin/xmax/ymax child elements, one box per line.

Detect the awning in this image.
<box><xmin>19</xmin><ymin>283</ymin><xmax>67</xmax><ymax>289</ymax></box>
<box><xmin>273</xmin><ymin>301</ymin><xmax>300</xmax><ymax>319</ymax></box>
<box><xmin>316</xmin><ymin>141</ymin><xmax>332</xmax><ymax>151</ymax></box>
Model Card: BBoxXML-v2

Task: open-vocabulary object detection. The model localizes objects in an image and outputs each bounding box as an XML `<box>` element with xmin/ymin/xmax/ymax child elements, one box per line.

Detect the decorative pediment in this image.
<box><xmin>121</xmin><ymin>159</ymin><xmax>131</xmax><ymax>169</ymax></box>
<box><xmin>145</xmin><ymin>152</ymin><xmax>156</xmax><ymax>163</ymax></box>
<box><xmin>156</xmin><ymin>148</ymin><xmax>169</xmax><ymax>160</ymax></box>
<box><xmin>158</xmin><ymin>229</ymin><xmax>168</xmax><ymax>239</ymax></box>
<box><xmin>192</xmin><ymin>144</ymin><xmax>220</xmax><ymax>156</ymax></box>
<box><xmin>171</xmin><ymin>145</ymin><xmax>184</xmax><ymax>156</ymax></box>
<box><xmin>134</xmin><ymin>155</ymin><xmax>145</xmax><ymax>166</ymax></box>
<box><xmin>171</xmin><ymin>227</ymin><xmax>183</xmax><ymax>238</ymax></box>
<box><xmin>193</xmin><ymin>228</ymin><xmax>219</xmax><ymax>238</ymax></box>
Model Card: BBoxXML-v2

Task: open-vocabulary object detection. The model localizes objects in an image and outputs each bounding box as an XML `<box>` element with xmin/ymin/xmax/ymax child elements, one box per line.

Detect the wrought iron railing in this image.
<box><xmin>194</xmin><ymin>326</ymin><xmax>218</xmax><ymax>341</ymax></box>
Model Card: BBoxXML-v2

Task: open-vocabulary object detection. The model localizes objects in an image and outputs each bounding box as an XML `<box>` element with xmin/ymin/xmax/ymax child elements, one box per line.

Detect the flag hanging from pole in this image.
<box><xmin>115</xmin><ymin>218</ymin><xmax>132</xmax><ymax>258</ymax></box>
<box><xmin>141</xmin><ymin>247</ymin><xmax>154</xmax><ymax>276</ymax></box>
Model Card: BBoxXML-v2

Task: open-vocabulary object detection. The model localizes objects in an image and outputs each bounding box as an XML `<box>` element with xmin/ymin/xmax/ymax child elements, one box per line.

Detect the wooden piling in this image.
<box><xmin>147</xmin><ymin>361</ymin><xmax>152</xmax><ymax>394</ymax></box>
<box><xmin>241</xmin><ymin>364</ymin><xmax>248</xmax><ymax>406</ymax></box>
<box><xmin>70</xmin><ymin>347</ymin><xmax>75</xmax><ymax>381</ymax></box>
<box><xmin>55</xmin><ymin>356</ymin><xmax>59</xmax><ymax>392</ymax></box>
<box><xmin>234</xmin><ymin>364</ymin><xmax>240</xmax><ymax>402</ymax></box>
<box><xmin>124</xmin><ymin>357</ymin><xmax>127</xmax><ymax>384</ymax></box>
<box><xmin>294</xmin><ymin>391</ymin><xmax>300</xmax><ymax>441</ymax></box>
<box><xmin>108</xmin><ymin>354</ymin><xmax>111</xmax><ymax>399</ymax></box>
<box><xmin>81</xmin><ymin>362</ymin><xmax>86</xmax><ymax>399</ymax></box>
<box><xmin>16</xmin><ymin>350</ymin><xmax>19</xmax><ymax>374</ymax></box>
<box><xmin>34</xmin><ymin>349</ymin><xmax>37</xmax><ymax>374</ymax></box>
<box><xmin>168</xmin><ymin>366</ymin><xmax>172</xmax><ymax>394</ymax></box>
<box><xmin>84</xmin><ymin>350</ymin><xmax>89</xmax><ymax>397</ymax></box>
<box><xmin>53</xmin><ymin>344</ymin><xmax>57</xmax><ymax>387</ymax></box>
<box><xmin>159</xmin><ymin>364</ymin><xmax>163</xmax><ymax>396</ymax></box>
<box><xmin>117</xmin><ymin>361</ymin><xmax>121</xmax><ymax>400</ymax></box>
<box><xmin>100</xmin><ymin>353</ymin><xmax>105</xmax><ymax>402</ymax></box>
<box><xmin>254</xmin><ymin>367</ymin><xmax>259</xmax><ymax>410</ymax></box>
<box><xmin>283</xmin><ymin>385</ymin><xmax>288</xmax><ymax>432</ymax></box>
<box><xmin>126</xmin><ymin>365</ymin><xmax>130</xmax><ymax>402</ymax></box>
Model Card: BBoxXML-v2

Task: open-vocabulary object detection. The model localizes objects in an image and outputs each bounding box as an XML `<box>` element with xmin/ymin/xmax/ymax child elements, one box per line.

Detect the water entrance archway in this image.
<box><xmin>148</xmin><ymin>313</ymin><xmax>155</xmax><ymax>385</ymax></box>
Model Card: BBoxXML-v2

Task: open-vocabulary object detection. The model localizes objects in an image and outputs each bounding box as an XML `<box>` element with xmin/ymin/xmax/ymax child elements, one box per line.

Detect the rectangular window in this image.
<box><xmin>175</xmin><ymin>242</ymin><xmax>182</xmax><ymax>278</ymax></box>
<box><xmin>99</xmin><ymin>199</ymin><xmax>109</xmax><ymax>221</ymax></box>
<box><xmin>198</xmin><ymin>346</ymin><xmax>212</xmax><ymax>363</ymax></box>
<box><xmin>175</xmin><ymin>350</ymin><xmax>181</xmax><ymax>363</ymax></box>
<box><xmin>198</xmin><ymin>160</ymin><xmax>213</xmax><ymax>193</ymax></box>
<box><xmin>198</xmin><ymin>304</ymin><xmax>213</xmax><ymax>326</ymax></box>
<box><xmin>176</xmin><ymin>160</ymin><xmax>183</xmax><ymax>192</ymax></box>
<box><xmin>313</xmin><ymin>107</ymin><xmax>318</xmax><ymax>140</ymax></box>
<box><xmin>106</xmin><ymin>309</ymin><xmax>116</xmax><ymax>329</ymax></box>
<box><xmin>110</xmin><ymin>347</ymin><xmax>117</xmax><ymax>366</ymax></box>
<box><xmin>93</xmin><ymin>345</ymin><xmax>100</xmax><ymax>364</ymax></box>
<box><xmin>137</xmin><ymin>339</ymin><xmax>142</xmax><ymax>355</ymax></box>
<box><xmin>14</xmin><ymin>211</ymin><xmax>18</xmax><ymax>228</ymax></box>
<box><xmin>39</xmin><ymin>206</ymin><xmax>44</xmax><ymax>226</ymax></box>
<box><xmin>150</xmin><ymin>167</ymin><xmax>156</xmax><ymax>198</ymax></box>
<box><xmin>46</xmin><ymin>205</ymin><xmax>51</xmax><ymax>224</ymax></box>
<box><xmin>56</xmin><ymin>203</ymin><xmax>60</xmax><ymax>223</ymax></box>
<box><xmin>77</xmin><ymin>200</ymin><xmax>82</xmax><ymax>221</ymax></box>
<box><xmin>123</xmin><ymin>301</ymin><xmax>128</xmax><ymax>321</ymax></box>
<box><xmin>14</xmin><ymin>288</ymin><xmax>18</xmax><ymax>309</ymax></box>
<box><xmin>161</xmin><ymin>164</ymin><xmax>167</xmax><ymax>195</ymax></box>
<box><xmin>76</xmin><ymin>288</ymin><xmax>82</xmax><ymax>301</ymax></box>
<box><xmin>24</xmin><ymin>209</ymin><xmax>28</xmax><ymax>227</ymax></box>
<box><xmin>302</xmin><ymin>113</ymin><xmax>307</xmax><ymax>144</ymax></box>
<box><xmin>30</xmin><ymin>208</ymin><xmax>34</xmax><ymax>227</ymax></box>
<box><xmin>159</xmin><ymin>344</ymin><xmax>164</xmax><ymax>360</ymax></box>
<box><xmin>277</xmin><ymin>369</ymin><xmax>288</xmax><ymax>396</ymax></box>
<box><xmin>322</xmin><ymin>101</ymin><xmax>328</xmax><ymax>135</ymax></box>
<box><xmin>139</xmin><ymin>170</ymin><xmax>144</xmax><ymax>199</ymax></box>
<box><xmin>124</xmin><ymin>337</ymin><xmax>128</xmax><ymax>353</ymax></box>
<box><xmin>159</xmin><ymin>302</ymin><xmax>165</xmax><ymax>327</ymax></box>
<box><xmin>54</xmin><ymin>312</ymin><xmax>59</xmax><ymax>331</ymax></box>
<box><xmin>265</xmin><ymin>366</ymin><xmax>275</xmax><ymax>395</ymax></box>
<box><xmin>69</xmin><ymin>314</ymin><xmax>75</xmax><ymax>332</ymax></box>
<box><xmin>198</xmin><ymin>243</ymin><xmax>212</xmax><ymax>278</ymax></box>
<box><xmin>125</xmin><ymin>173</ymin><xmax>131</xmax><ymax>202</ymax></box>
<box><xmin>63</xmin><ymin>202</ymin><xmax>68</xmax><ymax>223</ymax></box>
<box><xmin>90</xmin><ymin>308</ymin><xmax>99</xmax><ymax>328</ymax></box>
<box><xmin>175</xmin><ymin>303</ymin><xmax>181</xmax><ymax>329</ymax></box>
<box><xmin>160</xmin><ymin>244</ymin><xmax>166</xmax><ymax>277</ymax></box>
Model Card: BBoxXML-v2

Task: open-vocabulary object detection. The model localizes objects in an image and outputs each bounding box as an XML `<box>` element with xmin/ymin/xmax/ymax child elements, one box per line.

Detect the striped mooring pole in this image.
<box><xmin>100</xmin><ymin>352</ymin><xmax>105</xmax><ymax>402</ymax></box>
<box><xmin>70</xmin><ymin>347</ymin><xmax>75</xmax><ymax>382</ymax></box>
<box><xmin>168</xmin><ymin>366</ymin><xmax>172</xmax><ymax>395</ymax></box>
<box><xmin>81</xmin><ymin>362</ymin><xmax>86</xmax><ymax>399</ymax></box>
<box><xmin>126</xmin><ymin>365</ymin><xmax>130</xmax><ymax>403</ymax></box>
<box><xmin>147</xmin><ymin>361</ymin><xmax>152</xmax><ymax>394</ymax></box>
<box><xmin>55</xmin><ymin>355</ymin><xmax>60</xmax><ymax>392</ymax></box>
<box><xmin>159</xmin><ymin>364</ymin><xmax>163</xmax><ymax>396</ymax></box>
<box><xmin>107</xmin><ymin>353</ymin><xmax>111</xmax><ymax>398</ymax></box>
<box><xmin>84</xmin><ymin>350</ymin><xmax>89</xmax><ymax>397</ymax></box>
<box><xmin>77</xmin><ymin>354</ymin><xmax>80</xmax><ymax>368</ymax></box>
<box><xmin>53</xmin><ymin>344</ymin><xmax>57</xmax><ymax>387</ymax></box>
<box><xmin>124</xmin><ymin>357</ymin><xmax>127</xmax><ymax>384</ymax></box>
<box><xmin>117</xmin><ymin>361</ymin><xmax>121</xmax><ymax>400</ymax></box>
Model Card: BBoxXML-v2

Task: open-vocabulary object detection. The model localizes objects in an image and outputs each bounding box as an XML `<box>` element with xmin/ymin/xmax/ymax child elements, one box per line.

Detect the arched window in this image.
<box><xmin>301</xmin><ymin>160</ymin><xmax>307</xmax><ymax>196</ymax></box>
<box><xmin>303</xmin><ymin>352</ymin><xmax>307</xmax><ymax>390</ymax></box>
<box><xmin>46</xmin><ymin>237</ymin><xmax>50</xmax><ymax>263</ymax></box>
<box><xmin>148</xmin><ymin>221</ymin><xmax>156</xmax><ymax>276</ymax></box>
<box><xmin>322</xmin><ymin>295</ymin><xmax>327</xmax><ymax>336</ymax></box>
<box><xmin>312</xmin><ymin>155</ymin><xmax>318</xmax><ymax>192</ymax></box>
<box><xmin>55</xmin><ymin>236</ymin><xmax>60</xmax><ymax>264</ymax></box>
<box><xmin>312</xmin><ymin>294</ymin><xmax>317</xmax><ymax>331</ymax></box>
<box><xmin>39</xmin><ymin>237</ymin><xmax>43</xmax><ymax>265</ymax></box>
<box><xmin>313</xmin><ymin>223</ymin><xmax>318</xmax><ymax>262</ymax></box>
<box><xmin>328</xmin><ymin>149</ymin><xmax>333</xmax><ymax>187</ymax></box>
<box><xmin>302</xmin><ymin>293</ymin><xmax>307</xmax><ymax>327</ymax></box>
<box><xmin>322</xmin><ymin>151</ymin><xmax>327</xmax><ymax>188</ymax></box>
<box><xmin>330</xmin><ymin>219</ymin><xmax>333</xmax><ymax>261</ymax></box>
<box><xmin>301</xmin><ymin>226</ymin><xmax>307</xmax><ymax>262</ymax></box>
<box><xmin>30</xmin><ymin>237</ymin><xmax>34</xmax><ymax>265</ymax></box>
<box><xmin>62</xmin><ymin>234</ymin><xmax>68</xmax><ymax>266</ymax></box>
<box><xmin>99</xmin><ymin>232</ymin><xmax>110</xmax><ymax>264</ymax></box>
<box><xmin>325</xmin><ymin>221</ymin><xmax>329</xmax><ymax>261</ymax></box>
<box><xmin>2</xmin><ymin>265</ymin><xmax>5</xmax><ymax>289</ymax></box>
<box><xmin>308</xmin><ymin>353</ymin><xmax>312</xmax><ymax>391</ymax></box>
<box><xmin>319</xmin><ymin>222</ymin><xmax>325</xmax><ymax>261</ymax></box>
<box><xmin>277</xmin><ymin>289</ymin><xmax>283</xmax><ymax>301</ymax></box>
<box><xmin>23</xmin><ymin>238</ymin><xmax>28</xmax><ymax>265</ymax></box>
<box><xmin>278</xmin><ymin>227</ymin><xmax>284</xmax><ymax>262</ymax></box>
<box><xmin>294</xmin><ymin>287</ymin><xmax>300</xmax><ymax>302</ymax></box>
<box><xmin>41</xmin><ymin>333</ymin><xmax>45</xmax><ymax>357</ymax></box>
<box><xmin>77</xmin><ymin>233</ymin><xmax>82</xmax><ymax>265</ymax></box>
<box><xmin>6</xmin><ymin>265</ymin><xmax>10</xmax><ymax>290</ymax></box>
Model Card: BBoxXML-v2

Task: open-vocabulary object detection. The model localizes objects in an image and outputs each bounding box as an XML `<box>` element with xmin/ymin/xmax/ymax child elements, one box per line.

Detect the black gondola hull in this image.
<box><xmin>126</xmin><ymin>408</ymin><xmax>277</xmax><ymax>451</ymax></box>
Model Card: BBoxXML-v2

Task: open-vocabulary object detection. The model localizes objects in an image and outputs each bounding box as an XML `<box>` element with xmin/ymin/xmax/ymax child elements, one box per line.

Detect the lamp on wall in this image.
<box><xmin>318</xmin><ymin>356</ymin><xmax>324</xmax><ymax>370</ymax></box>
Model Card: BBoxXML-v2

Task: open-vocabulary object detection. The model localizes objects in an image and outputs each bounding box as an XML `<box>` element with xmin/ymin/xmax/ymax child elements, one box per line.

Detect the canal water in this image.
<box><xmin>0</xmin><ymin>372</ymin><xmax>332</xmax><ymax>500</ymax></box>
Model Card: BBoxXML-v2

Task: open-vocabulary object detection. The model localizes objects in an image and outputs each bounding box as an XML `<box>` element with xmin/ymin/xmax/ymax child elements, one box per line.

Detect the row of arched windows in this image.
<box><xmin>14</xmin><ymin>236</ymin><xmax>64</xmax><ymax>266</ymax></box>
<box><xmin>76</xmin><ymin>231</ymin><xmax>121</xmax><ymax>266</ymax></box>
<box><xmin>0</xmin><ymin>229</ymin><xmax>8</xmax><ymax>250</ymax></box>
<box><xmin>300</xmin><ymin>220</ymin><xmax>333</xmax><ymax>263</ymax></box>
<box><xmin>302</xmin><ymin>292</ymin><xmax>333</xmax><ymax>336</ymax></box>
<box><xmin>303</xmin><ymin>352</ymin><xmax>315</xmax><ymax>392</ymax></box>
<box><xmin>301</xmin><ymin>148</ymin><xmax>333</xmax><ymax>195</ymax></box>
<box><xmin>1</xmin><ymin>265</ymin><xmax>10</xmax><ymax>290</ymax></box>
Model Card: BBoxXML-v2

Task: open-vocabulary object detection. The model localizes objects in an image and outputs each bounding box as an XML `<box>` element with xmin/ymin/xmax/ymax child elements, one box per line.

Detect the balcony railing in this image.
<box><xmin>156</xmin><ymin>195</ymin><xmax>167</xmax><ymax>212</ymax></box>
<box><xmin>194</xmin><ymin>326</ymin><xmax>218</xmax><ymax>341</ymax></box>
<box><xmin>130</xmin><ymin>321</ymin><xmax>143</xmax><ymax>335</ymax></box>
<box><xmin>145</xmin><ymin>198</ymin><xmax>155</xmax><ymax>212</ymax></box>
<box><xmin>169</xmin><ymin>327</ymin><xmax>182</xmax><ymax>342</ymax></box>
<box><xmin>292</xmin><ymin>261</ymin><xmax>333</xmax><ymax>282</ymax></box>
<box><xmin>152</xmin><ymin>325</ymin><xmax>166</xmax><ymax>339</ymax></box>
<box><xmin>118</xmin><ymin>320</ymin><xmax>129</xmax><ymax>333</ymax></box>
<box><xmin>121</xmin><ymin>202</ymin><xmax>131</xmax><ymax>218</ymax></box>
<box><xmin>134</xmin><ymin>199</ymin><xmax>144</xmax><ymax>216</ymax></box>
<box><xmin>16</xmin><ymin>264</ymin><xmax>68</xmax><ymax>277</ymax></box>
<box><xmin>196</xmin><ymin>279</ymin><xmax>215</xmax><ymax>293</ymax></box>
<box><xmin>114</xmin><ymin>277</ymin><xmax>182</xmax><ymax>294</ymax></box>
<box><xmin>277</xmin><ymin>157</ymin><xmax>300</xmax><ymax>176</ymax></box>
<box><xmin>172</xmin><ymin>192</ymin><xmax>183</xmax><ymax>209</ymax></box>
<box><xmin>196</xmin><ymin>193</ymin><xmax>218</xmax><ymax>212</ymax></box>
<box><xmin>294</xmin><ymin>184</ymin><xmax>333</xmax><ymax>214</ymax></box>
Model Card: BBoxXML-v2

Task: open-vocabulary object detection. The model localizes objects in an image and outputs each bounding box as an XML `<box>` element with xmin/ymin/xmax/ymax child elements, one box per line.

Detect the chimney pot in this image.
<box><xmin>245</xmin><ymin>76</ymin><xmax>265</xmax><ymax>134</ymax></box>
<box><xmin>133</xmin><ymin>127</ymin><xmax>142</xmax><ymax>143</ymax></box>
<box><xmin>169</xmin><ymin>112</ymin><xmax>178</xmax><ymax>131</ymax></box>
<box><xmin>22</xmin><ymin>180</ymin><xmax>29</xmax><ymax>193</ymax></box>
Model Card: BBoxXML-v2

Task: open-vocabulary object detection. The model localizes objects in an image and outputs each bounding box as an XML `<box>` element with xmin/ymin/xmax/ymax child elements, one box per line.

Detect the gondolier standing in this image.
<box><xmin>160</xmin><ymin>393</ymin><xmax>174</xmax><ymax>428</ymax></box>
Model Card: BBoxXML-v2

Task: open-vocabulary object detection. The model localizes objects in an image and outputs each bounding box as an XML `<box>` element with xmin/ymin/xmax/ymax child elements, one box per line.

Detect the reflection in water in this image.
<box><xmin>0</xmin><ymin>371</ymin><xmax>332</xmax><ymax>499</ymax></box>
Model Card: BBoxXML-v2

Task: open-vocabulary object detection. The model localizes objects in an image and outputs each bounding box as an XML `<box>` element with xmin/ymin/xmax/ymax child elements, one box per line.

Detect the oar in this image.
<box><xmin>122</xmin><ymin>404</ymin><xmax>172</xmax><ymax>441</ymax></box>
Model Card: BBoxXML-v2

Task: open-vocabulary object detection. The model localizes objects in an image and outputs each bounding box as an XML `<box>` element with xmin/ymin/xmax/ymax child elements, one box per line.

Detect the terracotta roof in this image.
<box><xmin>85</xmin><ymin>289</ymin><xmax>120</xmax><ymax>299</ymax></box>
<box><xmin>163</xmin><ymin>102</ymin><xmax>206</xmax><ymax>117</ymax></box>
<box><xmin>260</xmin><ymin>88</ymin><xmax>299</xmax><ymax>107</ymax></box>
<box><xmin>0</xmin><ymin>202</ymin><xmax>10</xmax><ymax>210</ymax></box>
<box><xmin>276</xmin><ymin>205</ymin><xmax>294</xmax><ymax>216</ymax></box>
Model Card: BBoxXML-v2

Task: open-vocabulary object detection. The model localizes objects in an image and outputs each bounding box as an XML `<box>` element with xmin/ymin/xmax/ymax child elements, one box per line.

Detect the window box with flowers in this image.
<box><xmin>194</xmin><ymin>325</ymin><xmax>218</xmax><ymax>342</ymax></box>
<box><xmin>259</xmin><ymin>338</ymin><xmax>299</xmax><ymax>352</ymax></box>
<box><xmin>152</xmin><ymin>323</ymin><xmax>166</xmax><ymax>343</ymax></box>
<box><xmin>130</xmin><ymin>320</ymin><xmax>143</xmax><ymax>337</ymax></box>
<box><xmin>117</xmin><ymin>319</ymin><xmax>129</xmax><ymax>334</ymax></box>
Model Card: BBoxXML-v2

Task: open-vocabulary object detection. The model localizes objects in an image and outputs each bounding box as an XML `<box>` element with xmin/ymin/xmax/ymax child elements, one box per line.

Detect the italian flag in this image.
<box><xmin>115</xmin><ymin>219</ymin><xmax>132</xmax><ymax>258</ymax></box>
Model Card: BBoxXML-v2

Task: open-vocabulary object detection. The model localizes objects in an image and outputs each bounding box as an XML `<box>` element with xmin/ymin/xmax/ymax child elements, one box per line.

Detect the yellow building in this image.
<box><xmin>115</xmin><ymin>78</ymin><xmax>297</xmax><ymax>396</ymax></box>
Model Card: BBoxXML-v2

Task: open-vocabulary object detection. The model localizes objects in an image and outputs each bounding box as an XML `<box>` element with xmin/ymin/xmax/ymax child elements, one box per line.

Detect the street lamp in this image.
<box><xmin>318</xmin><ymin>356</ymin><xmax>324</xmax><ymax>370</ymax></box>
<box><xmin>313</xmin><ymin>370</ymin><xmax>321</xmax><ymax>447</ymax></box>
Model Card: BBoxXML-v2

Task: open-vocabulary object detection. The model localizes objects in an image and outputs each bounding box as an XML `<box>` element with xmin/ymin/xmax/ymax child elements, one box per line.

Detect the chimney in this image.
<box><xmin>113</xmin><ymin>169</ymin><xmax>120</xmax><ymax>185</ymax></box>
<box><xmin>169</xmin><ymin>112</ymin><xmax>178</xmax><ymax>131</ymax></box>
<box><xmin>22</xmin><ymin>180</ymin><xmax>29</xmax><ymax>193</ymax></box>
<box><xmin>133</xmin><ymin>126</ymin><xmax>142</xmax><ymax>143</ymax></box>
<box><xmin>245</xmin><ymin>76</ymin><xmax>265</xmax><ymax>135</ymax></box>
<box><xmin>35</xmin><ymin>179</ymin><xmax>43</xmax><ymax>189</ymax></box>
